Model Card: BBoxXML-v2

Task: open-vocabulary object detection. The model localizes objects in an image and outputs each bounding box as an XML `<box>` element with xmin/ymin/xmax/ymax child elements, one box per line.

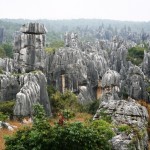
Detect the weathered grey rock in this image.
<box><xmin>94</xmin><ymin>69</ymin><xmax>149</xmax><ymax>149</ymax></box>
<box><xmin>102</xmin><ymin>69</ymin><xmax>120</xmax><ymax>88</ymax></box>
<box><xmin>126</xmin><ymin>65</ymin><xmax>148</xmax><ymax>100</ymax></box>
<box><xmin>142</xmin><ymin>51</ymin><xmax>150</xmax><ymax>78</ymax></box>
<box><xmin>20</xmin><ymin>23</ymin><xmax>47</xmax><ymax>34</ymax></box>
<box><xmin>0</xmin><ymin>121</ymin><xmax>17</xmax><ymax>131</ymax></box>
<box><xmin>14</xmin><ymin>71</ymin><xmax>51</xmax><ymax>116</ymax></box>
<box><xmin>0</xmin><ymin>72</ymin><xmax>20</xmax><ymax>101</ymax></box>
<box><xmin>94</xmin><ymin>97</ymin><xmax>148</xmax><ymax>150</ymax></box>
<box><xmin>14</xmin><ymin>81</ymin><xmax>40</xmax><ymax>116</ymax></box>
<box><xmin>0</xmin><ymin>58</ymin><xmax>15</xmax><ymax>72</ymax></box>
<box><xmin>14</xmin><ymin>23</ymin><xmax>47</xmax><ymax>73</ymax></box>
<box><xmin>64</xmin><ymin>32</ymin><xmax>78</xmax><ymax>48</ymax></box>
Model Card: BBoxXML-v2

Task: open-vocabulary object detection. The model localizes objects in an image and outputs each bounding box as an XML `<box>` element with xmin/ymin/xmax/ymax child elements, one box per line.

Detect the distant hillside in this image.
<box><xmin>0</xmin><ymin>18</ymin><xmax>150</xmax><ymax>43</ymax></box>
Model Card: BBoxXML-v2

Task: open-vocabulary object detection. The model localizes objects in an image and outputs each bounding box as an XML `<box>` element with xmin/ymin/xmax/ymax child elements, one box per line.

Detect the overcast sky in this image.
<box><xmin>0</xmin><ymin>0</ymin><xmax>150</xmax><ymax>21</ymax></box>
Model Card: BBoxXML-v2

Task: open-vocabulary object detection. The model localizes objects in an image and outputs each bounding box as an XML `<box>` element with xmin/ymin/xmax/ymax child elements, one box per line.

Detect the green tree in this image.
<box><xmin>2</xmin><ymin>43</ymin><xmax>13</xmax><ymax>58</ymax></box>
<box><xmin>0</xmin><ymin>45</ymin><xmax>6</xmax><ymax>58</ymax></box>
<box><xmin>45</xmin><ymin>40</ymin><xmax>64</xmax><ymax>53</ymax></box>
<box><xmin>127</xmin><ymin>45</ymin><xmax>146</xmax><ymax>65</ymax></box>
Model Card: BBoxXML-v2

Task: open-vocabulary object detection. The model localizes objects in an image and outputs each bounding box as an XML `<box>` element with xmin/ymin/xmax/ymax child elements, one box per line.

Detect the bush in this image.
<box><xmin>45</xmin><ymin>41</ymin><xmax>64</xmax><ymax>53</ymax></box>
<box><xmin>0</xmin><ymin>112</ymin><xmax>8</xmax><ymax>121</ymax></box>
<box><xmin>127</xmin><ymin>46</ymin><xmax>145</xmax><ymax>65</ymax></box>
<box><xmin>5</xmin><ymin>103</ymin><xmax>115</xmax><ymax>150</ymax></box>
<box><xmin>81</xmin><ymin>100</ymin><xmax>99</xmax><ymax>114</ymax></box>
<box><xmin>2</xmin><ymin>43</ymin><xmax>13</xmax><ymax>58</ymax></box>
<box><xmin>118</xmin><ymin>124</ymin><xmax>131</xmax><ymax>134</ymax></box>
<box><xmin>48</xmin><ymin>88</ymin><xmax>81</xmax><ymax>115</ymax></box>
<box><xmin>0</xmin><ymin>100</ymin><xmax>15</xmax><ymax>118</ymax></box>
<box><xmin>98</xmin><ymin>109</ymin><xmax>112</xmax><ymax>123</ymax></box>
<box><xmin>62</xmin><ymin>109</ymin><xmax>75</xmax><ymax>120</ymax></box>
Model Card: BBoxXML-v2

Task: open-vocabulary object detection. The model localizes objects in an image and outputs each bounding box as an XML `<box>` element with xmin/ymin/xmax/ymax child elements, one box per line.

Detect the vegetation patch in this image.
<box><xmin>127</xmin><ymin>45</ymin><xmax>146</xmax><ymax>65</ymax></box>
<box><xmin>5</xmin><ymin>103</ymin><xmax>115</xmax><ymax>150</ymax></box>
<box><xmin>45</xmin><ymin>40</ymin><xmax>64</xmax><ymax>53</ymax></box>
<box><xmin>0</xmin><ymin>100</ymin><xmax>15</xmax><ymax>119</ymax></box>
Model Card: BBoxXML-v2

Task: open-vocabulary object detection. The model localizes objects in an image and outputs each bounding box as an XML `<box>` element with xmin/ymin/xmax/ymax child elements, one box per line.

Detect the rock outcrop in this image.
<box><xmin>13</xmin><ymin>71</ymin><xmax>51</xmax><ymax>116</ymax></box>
<box><xmin>0</xmin><ymin>72</ymin><xmax>20</xmax><ymax>101</ymax></box>
<box><xmin>0</xmin><ymin>23</ymin><xmax>51</xmax><ymax>117</ymax></box>
<box><xmin>94</xmin><ymin>69</ymin><xmax>149</xmax><ymax>149</ymax></box>
<box><xmin>14</xmin><ymin>23</ymin><xmax>47</xmax><ymax>73</ymax></box>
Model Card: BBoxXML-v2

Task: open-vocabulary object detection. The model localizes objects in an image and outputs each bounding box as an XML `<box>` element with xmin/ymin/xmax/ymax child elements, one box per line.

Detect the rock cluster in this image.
<box><xmin>94</xmin><ymin>69</ymin><xmax>149</xmax><ymax>149</ymax></box>
<box><xmin>0</xmin><ymin>23</ymin><xmax>51</xmax><ymax>117</ymax></box>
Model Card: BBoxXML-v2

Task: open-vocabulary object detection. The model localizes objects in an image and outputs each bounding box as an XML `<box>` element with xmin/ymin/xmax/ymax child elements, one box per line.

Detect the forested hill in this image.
<box><xmin>1</xmin><ymin>18</ymin><xmax>150</xmax><ymax>43</ymax></box>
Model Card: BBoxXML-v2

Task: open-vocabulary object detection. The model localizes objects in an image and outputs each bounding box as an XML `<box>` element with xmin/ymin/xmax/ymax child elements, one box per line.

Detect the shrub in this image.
<box><xmin>0</xmin><ymin>112</ymin><xmax>8</xmax><ymax>121</ymax></box>
<box><xmin>118</xmin><ymin>124</ymin><xmax>131</xmax><ymax>134</ymax></box>
<box><xmin>98</xmin><ymin>109</ymin><xmax>112</xmax><ymax>123</ymax></box>
<box><xmin>5</xmin><ymin>103</ymin><xmax>55</xmax><ymax>150</ymax></box>
<box><xmin>5</xmin><ymin>103</ymin><xmax>115</xmax><ymax>150</ymax></box>
<box><xmin>62</xmin><ymin>109</ymin><xmax>75</xmax><ymax>120</ymax></box>
<box><xmin>127</xmin><ymin>46</ymin><xmax>145</xmax><ymax>65</ymax></box>
<box><xmin>45</xmin><ymin>41</ymin><xmax>64</xmax><ymax>53</ymax></box>
<box><xmin>48</xmin><ymin>89</ymin><xmax>81</xmax><ymax>115</ymax></box>
<box><xmin>87</xmin><ymin>100</ymin><xmax>99</xmax><ymax>115</ymax></box>
<box><xmin>0</xmin><ymin>100</ymin><xmax>15</xmax><ymax>118</ymax></box>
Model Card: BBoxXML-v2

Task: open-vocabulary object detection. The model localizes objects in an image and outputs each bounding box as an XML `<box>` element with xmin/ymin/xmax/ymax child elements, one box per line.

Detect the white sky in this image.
<box><xmin>0</xmin><ymin>0</ymin><xmax>150</xmax><ymax>21</ymax></box>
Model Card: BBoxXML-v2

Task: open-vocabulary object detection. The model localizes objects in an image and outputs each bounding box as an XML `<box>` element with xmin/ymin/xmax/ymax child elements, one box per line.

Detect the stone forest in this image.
<box><xmin>0</xmin><ymin>20</ymin><xmax>150</xmax><ymax>150</ymax></box>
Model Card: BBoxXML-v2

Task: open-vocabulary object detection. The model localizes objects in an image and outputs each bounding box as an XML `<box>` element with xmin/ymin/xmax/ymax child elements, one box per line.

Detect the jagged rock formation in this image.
<box><xmin>0</xmin><ymin>72</ymin><xmax>20</xmax><ymax>101</ymax></box>
<box><xmin>64</xmin><ymin>32</ymin><xmax>78</xmax><ymax>48</ymax></box>
<box><xmin>0</xmin><ymin>23</ymin><xmax>51</xmax><ymax>117</ymax></box>
<box><xmin>0</xmin><ymin>28</ymin><xmax>4</xmax><ymax>43</ymax></box>
<box><xmin>94</xmin><ymin>69</ymin><xmax>149</xmax><ymax>150</ymax></box>
<box><xmin>126</xmin><ymin>65</ymin><xmax>148</xmax><ymax>100</ymax></box>
<box><xmin>14</xmin><ymin>71</ymin><xmax>51</xmax><ymax>116</ymax></box>
<box><xmin>14</xmin><ymin>23</ymin><xmax>47</xmax><ymax>73</ymax></box>
<box><xmin>0</xmin><ymin>58</ymin><xmax>15</xmax><ymax>72</ymax></box>
<box><xmin>142</xmin><ymin>51</ymin><xmax>150</xmax><ymax>78</ymax></box>
<box><xmin>48</xmin><ymin>33</ymin><xmax>109</xmax><ymax>103</ymax></box>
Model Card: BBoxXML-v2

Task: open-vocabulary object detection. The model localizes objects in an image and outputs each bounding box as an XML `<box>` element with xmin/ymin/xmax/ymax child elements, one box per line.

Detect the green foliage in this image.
<box><xmin>0</xmin><ymin>100</ymin><xmax>15</xmax><ymax>117</ymax></box>
<box><xmin>98</xmin><ymin>109</ymin><xmax>112</xmax><ymax>123</ymax></box>
<box><xmin>48</xmin><ymin>87</ymin><xmax>81</xmax><ymax>115</ymax></box>
<box><xmin>0</xmin><ymin>112</ymin><xmax>8</xmax><ymax>121</ymax></box>
<box><xmin>118</xmin><ymin>124</ymin><xmax>131</xmax><ymax>134</ymax></box>
<box><xmin>62</xmin><ymin>109</ymin><xmax>75</xmax><ymax>120</ymax></box>
<box><xmin>5</xmin><ymin>103</ymin><xmax>54</xmax><ymax>150</ymax></box>
<box><xmin>45</xmin><ymin>40</ymin><xmax>64</xmax><ymax>53</ymax></box>
<box><xmin>127</xmin><ymin>45</ymin><xmax>145</xmax><ymax>65</ymax></box>
<box><xmin>5</xmin><ymin>103</ymin><xmax>115</xmax><ymax>150</ymax></box>
<box><xmin>87</xmin><ymin>100</ymin><xmax>99</xmax><ymax>115</ymax></box>
<box><xmin>0</xmin><ymin>46</ymin><xmax>6</xmax><ymax>58</ymax></box>
<box><xmin>0</xmin><ymin>43</ymin><xmax>13</xmax><ymax>58</ymax></box>
<box><xmin>91</xmin><ymin>120</ymin><xmax>115</xmax><ymax>142</ymax></box>
<box><xmin>0</xmin><ymin>67</ymin><xmax>3</xmax><ymax>74</ymax></box>
<box><xmin>53</xmin><ymin>121</ymin><xmax>114</xmax><ymax>150</ymax></box>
